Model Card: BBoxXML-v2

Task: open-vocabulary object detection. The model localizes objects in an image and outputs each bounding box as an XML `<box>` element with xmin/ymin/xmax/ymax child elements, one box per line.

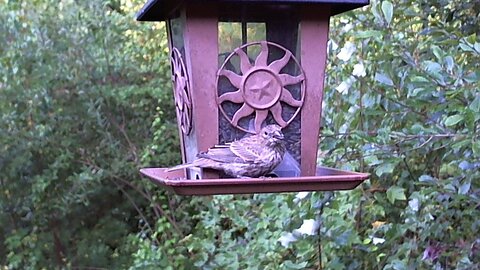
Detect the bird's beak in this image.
<box><xmin>274</xmin><ymin>131</ymin><xmax>284</xmax><ymax>140</ymax></box>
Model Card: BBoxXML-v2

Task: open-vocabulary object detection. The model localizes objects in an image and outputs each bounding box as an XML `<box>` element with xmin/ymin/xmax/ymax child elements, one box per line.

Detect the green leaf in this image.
<box><xmin>362</xmin><ymin>93</ymin><xmax>378</xmax><ymax>108</ymax></box>
<box><xmin>469</xmin><ymin>95</ymin><xmax>480</xmax><ymax>113</ymax></box>
<box><xmin>432</xmin><ymin>46</ymin><xmax>443</xmax><ymax>61</ymax></box>
<box><xmin>375</xmin><ymin>162</ymin><xmax>396</xmax><ymax>176</ymax></box>
<box><xmin>444</xmin><ymin>114</ymin><xmax>464</xmax><ymax>126</ymax></box>
<box><xmin>458</xmin><ymin>181</ymin><xmax>471</xmax><ymax>195</ymax></box>
<box><xmin>381</xmin><ymin>1</ymin><xmax>393</xmax><ymax>25</ymax></box>
<box><xmin>375</xmin><ymin>72</ymin><xmax>394</xmax><ymax>86</ymax></box>
<box><xmin>419</xmin><ymin>174</ymin><xmax>436</xmax><ymax>184</ymax></box>
<box><xmin>466</xmin><ymin>34</ymin><xmax>477</xmax><ymax>44</ymax></box>
<box><xmin>282</xmin><ymin>260</ymin><xmax>308</xmax><ymax>269</ymax></box>
<box><xmin>424</xmin><ymin>61</ymin><xmax>442</xmax><ymax>73</ymax></box>
<box><xmin>444</xmin><ymin>56</ymin><xmax>454</xmax><ymax>72</ymax></box>
<box><xmin>464</xmin><ymin>71</ymin><xmax>480</xmax><ymax>83</ymax></box>
<box><xmin>371</xmin><ymin>3</ymin><xmax>383</xmax><ymax>24</ymax></box>
<box><xmin>472</xmin><ymin>140</ymin><xmax>480</xmax><ymax>157</ymax></box>
<box><xmin>474</xmin><ymin>43</ymin><xmax>480</xmax><ymax>54</ymax></box>
<box><xmin>389</xmin><ymin>259</ymin><xmax>408</xmax><ymax>270</ymax></box>
<box><xmin>459</xmin><ymin>43</ymin><xmax>474</xmax><ymax>52</ymax></box>
<box><xmin>386</xmin><ymin>186</ymin><xmax>406</xmax><ymax>204</ymax></box>
<box><xmin>365</xmin><ymin>155</ymin><xmax>382</xmax><ymax>166</ymax></box>
<box><xmin>411</xmin><ymin>76</ymin><xmax>430</xmax><ymax>83</ymax></box>
<box><xmin>354</xmin><ymin>30</ymin><xmax>383</xmax><ymax>39</ymax></box>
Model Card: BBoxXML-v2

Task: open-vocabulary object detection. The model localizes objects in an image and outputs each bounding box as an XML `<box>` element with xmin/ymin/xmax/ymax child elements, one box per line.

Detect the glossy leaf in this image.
<box><xmin>381</xmin><ymin>1</ymin><xmax>394</xmax><ymax>25</ymax></box>
<box><xmin>444</xmin><ymin>114</ymin><xmax>464</xmax><ymax>126</ymax></box>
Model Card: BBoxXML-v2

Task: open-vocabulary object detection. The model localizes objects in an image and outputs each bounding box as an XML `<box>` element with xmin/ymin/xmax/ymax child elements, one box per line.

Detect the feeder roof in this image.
<box><xmin>136</xmin><ymin>0</ymin><xmax>369</xmax><ymax>21</ymax></box>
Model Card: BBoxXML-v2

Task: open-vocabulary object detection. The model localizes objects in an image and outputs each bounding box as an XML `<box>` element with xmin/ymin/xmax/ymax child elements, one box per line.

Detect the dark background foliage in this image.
<box><xmin>0</xmin><ymin>0</ymin><xmax>478</xmax><ymax>269</ymax></box>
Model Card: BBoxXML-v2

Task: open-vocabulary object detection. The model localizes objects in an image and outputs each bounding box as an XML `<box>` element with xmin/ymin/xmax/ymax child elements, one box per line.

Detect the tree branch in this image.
<box><xmin>78</xmin><ymin>160</ymin><xmax>184</xmax><ymax>237</ymax></box>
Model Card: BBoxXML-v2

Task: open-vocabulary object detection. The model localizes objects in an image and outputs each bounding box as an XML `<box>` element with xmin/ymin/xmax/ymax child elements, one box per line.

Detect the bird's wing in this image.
<box><xmin>229</xmin><ymin>138</ymin><xmax>262</xmax><ymax>162</ymax></box>
<box><xmin>197</xmin><ymin>144</ymin><xmax>244</xmax><ymax>163</ymax></box>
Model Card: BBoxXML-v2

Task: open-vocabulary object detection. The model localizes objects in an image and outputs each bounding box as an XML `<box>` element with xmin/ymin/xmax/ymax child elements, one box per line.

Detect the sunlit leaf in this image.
<box><xmin>473</xmin><ymin>140</ymin><xmax>480</xmax><ymax>157</ymax></box>
<box><xmin>282</xmin><ymin>261</ymin><xmax>308</xmax><ymax>269</ymax></box>
<box><xmin>375</xmin><ymin>162</ymin><xmax>396</xmax><ymax>176</ymax></box>
<box><xmin>444</xmin><ymin>56</ymin><xmax>454</xmax><ymax>72</ymax></box>
<box><xmin>444</xmin><ymin>114</ymin><xmax>464</xmax><ymax>126</ymax></box>
<box><xmin>375</xmin><ymin>72</ymin><xmax>394</xmax><ymax>86</ymax></box>
<box><xmin>474</xmin><ymin>43</ymin><xmax>480</xmax><ymax>54</ymax></box>
<box><xmin>424</xmin><ymin>61</ymin><xmax>442</xmax><ymax>73</ymax></box>
<box><xmin>386</xmin><ymin>186</ymin><xmax>406</xmax><ymax>204</ymax></box>
<box><xmin>469</xmin><ymin>95</ymin><xmax>480</xmax><ymax>113</ymax></box>
<box><xmin>381</xmin><ymin>1</ymin><xmax>394</xmax><ymax>25</ymax></box>
<box><xmin>459</xmin><ymin>43</ymin><xmax>475</xmax><ymax>52</ymax></box>
<box><xmin>458</xmin><ymin>181</ymin><xmax>471</xmax><ymax>195</ymax></box>
<box><xmin>419</xmin><ymin>175</ymin><xmax>436</xmax><ymax>184</ymax></box>
<box><xmin>354</xmin><ymin>30</ymin><xmax>383</xmax><ymax>39</ymax></box>
<box><xmin>432</xmin><ymin>46</ymin><xmax>443</xmax><ymax>61</ymax></box>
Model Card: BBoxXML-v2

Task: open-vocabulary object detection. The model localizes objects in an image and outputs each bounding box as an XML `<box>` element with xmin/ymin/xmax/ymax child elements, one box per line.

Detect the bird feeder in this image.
<box><xmin>137</xmin><ymin>0</ymin><xmax>370</xmax><ymax>195</ymax></box>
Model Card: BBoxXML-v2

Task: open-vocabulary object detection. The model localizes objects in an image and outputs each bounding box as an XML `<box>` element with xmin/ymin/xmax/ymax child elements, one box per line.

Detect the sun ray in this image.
<box><xmin>177</xmin><ymin>76</ymin><xmax>186</xmax><ymax>88</ymax></box>
<box><xmin>231</xmin><ymin>104</ymin><xmax>254</xmax><ymax>126</ymax></box>
<box><xmin>254</xmin><ymin>110</ymin><xmax>268</xmax><ymax>133</ymax></box>
<box><xmin>183</xmin><ymin>90</ymin><xmax>192</xmax><ymax>106</ymax></box>
<box><xmin>279</xmin><ymin>74</ymin><xmax>305</xmax><ymax>86</ymax></box>
<box><xmin>218</xmin><ymin>90</ymin><xmax>244</xmax><ymax>103</ymax></box>
<box><xmin>182</xmin><ymin>109</ymin><xmax>190</xmax><ymax>130</ymax></box>
<box><xmin>219</xmin><ymin>69</ymin><xmax>243</xmax><ymax>88</ymax></box>
<box><xmin>176</xmin><ymin>56</ymin><xmax>181</xmax><ymax>71</ymax></box>
<box><xmin>270</xmin><ymin>103</ymin><xmax>287</xmax><ymax>127</ymax></box>
<box><xmin>235</xmin><ymin>48</ymin><xmax>253</xmax><ymax>75</ymax></box>
<box><xmin>175</xmin><ymin>78</ymin><xmax>185</xmax><ymax>108</ymax></box>
<box><xmin>255</xmin><ymin>41</ymin><xmax>269</xmax><ymax>67</ymax></box>
<box><xmin>280</xmin><ymin>88</ymin><xmax>303</xmax><ymax>107</ymax></box>
<box><xmin>269</xmin><ymin>51</ymin><xmax>292</xmax><ymax>72</ymax></box>
<box><xmin>172</xmin><ymin>55</ymin><xmax>178</xmax><ymax>72</ymax></box>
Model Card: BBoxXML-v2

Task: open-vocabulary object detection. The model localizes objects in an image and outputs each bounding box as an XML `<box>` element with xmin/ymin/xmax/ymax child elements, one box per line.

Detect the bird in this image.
<box><xmin>167</xmin><ymin>124</ymin><xmax>286</xmax><ymax>178</ymax></box>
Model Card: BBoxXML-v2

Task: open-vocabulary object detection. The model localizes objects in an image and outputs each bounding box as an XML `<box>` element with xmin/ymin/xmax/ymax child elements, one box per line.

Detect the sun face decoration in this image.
<box><xmin>217</xmin><ymin>41</ymin><xmax>305</xmax><ymax>133</ymax></box>
<box><xmin>171</xmin><ymin>47</ymin><xmax>192</xmax><ymax>135</ymax></box>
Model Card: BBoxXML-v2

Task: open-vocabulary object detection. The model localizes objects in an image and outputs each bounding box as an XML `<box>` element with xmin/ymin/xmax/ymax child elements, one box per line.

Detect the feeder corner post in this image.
<box><xmin>300</xmin><ymin>4</ymin><xmax>331</xmax><ymax>177</ymax></box>
<box><xmin>182</xmin><ymin>3</ymin><xmax>220</xmax><ymax>179</ymax></box>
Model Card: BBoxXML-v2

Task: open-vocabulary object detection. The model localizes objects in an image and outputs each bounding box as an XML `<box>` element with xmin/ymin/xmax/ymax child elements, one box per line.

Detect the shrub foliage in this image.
<box><xmin>1</xmin><ymin>0</ymin><xmax>479</xmax><ymax>269</ymax></box>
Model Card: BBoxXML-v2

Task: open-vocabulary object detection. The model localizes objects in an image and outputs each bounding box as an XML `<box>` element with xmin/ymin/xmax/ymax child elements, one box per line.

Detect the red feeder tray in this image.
<box><xmin>140</xmin><ymin>167</ymin><xmax>369</xmax><ymax>195</ymax></box>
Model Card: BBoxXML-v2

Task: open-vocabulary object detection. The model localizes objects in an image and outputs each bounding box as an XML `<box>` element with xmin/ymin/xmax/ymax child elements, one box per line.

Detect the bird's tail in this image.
<box><xmin>165</xmin><ymin>163</ymin><xmax>196</xmax><ymax>172</ymax></box>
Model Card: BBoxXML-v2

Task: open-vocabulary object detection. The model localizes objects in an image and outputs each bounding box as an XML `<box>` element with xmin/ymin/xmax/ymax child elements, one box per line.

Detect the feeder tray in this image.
<box><xmin>140</xmin><ymin>167</ymin><xmax>369</xmax><ymax>195</ymax></box>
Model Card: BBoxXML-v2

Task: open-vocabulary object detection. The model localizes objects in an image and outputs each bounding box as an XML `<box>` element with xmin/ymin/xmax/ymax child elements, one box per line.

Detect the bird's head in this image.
<box><xmin>260</xmin><ymin>124</ymin><xmax>285</xmax><ymax>145</ymax></box>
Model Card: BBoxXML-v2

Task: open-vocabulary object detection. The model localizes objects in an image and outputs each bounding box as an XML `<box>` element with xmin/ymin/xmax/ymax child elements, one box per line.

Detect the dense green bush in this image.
<box><xmin>0</xmin><ymin>0</ymin><xmax>180</xmax><ymax>268</ymax></box>
<box><xmin>317</xmin><ymin>0</ymin><xmax>479</xmax><ymax>268</ymax></box>
<box><xmin>1</xmin><ymin>0</ymin><xmax>479</xmax><ymax>269</ymax></box>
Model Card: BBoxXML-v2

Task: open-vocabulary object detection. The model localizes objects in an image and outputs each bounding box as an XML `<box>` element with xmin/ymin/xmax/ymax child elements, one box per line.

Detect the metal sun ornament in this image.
<box><xmin>171</xmin><ymin>47</ymin><xmax>193</xmax><ymax>135</ymax></box>
<box><xmin>217</xmin><ymin>41</ymin><xmax>305</xmax><ymax>133</ymax></box>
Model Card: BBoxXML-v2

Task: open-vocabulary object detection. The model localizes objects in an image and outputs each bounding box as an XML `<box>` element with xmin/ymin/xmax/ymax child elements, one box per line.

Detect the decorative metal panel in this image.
<box><xmin>217</xmin><ymin>41</ymin><xmax>305</xmax><ymax>133</ymax></box>
<box><xmin>170</xmin><ymin>47</ymin><xmax>193</xmax><ymax>135</ymax></box>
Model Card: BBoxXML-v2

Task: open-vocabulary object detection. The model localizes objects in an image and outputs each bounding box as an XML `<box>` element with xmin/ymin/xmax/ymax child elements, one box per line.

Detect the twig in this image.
<box><xmin>144</xmin><ymin>188</ymin><xmax>162</xmax><ymax>220</ymax></box>
<box><xmin>368</xmin><ymin>187</ymin><xmax>387</xmax><ymax>193</ymax></box>
<box><xmin>402</xmin><ymin>157</ymin><xmax>416</xmax><ymax>182</ymax></box>
<box><xmin>315</xmin><ymin>192</ymin><xmax>334</xmax><ymax>270</ymax></box>
<box><xmin>166</xmin><ymin>192</ymin><xmax>179</xmax><ymax>227</ymax></box>
<box><xmin>370</xmin><ymin>87</ymin><xmax>427</xmax><ymax>119</ymax></box>
<box><xmin>109</xmin><ymin>178</ymin><xmax>160</xmax><ymax>247</ymax></box>
<box><xmin>105</xmin><ymin>112</ymin><xmax>139</xmax><ymax>164</ymax></box>
<box><xmin>78</xmin><ymin>159</ymin><xmax>184</xmax><ymax>237</ymax></box>
<box><xmin>100</xmin><ymin>8</ymin><xmax>112</xmax><ymax>79</ymax></box>
<box><xmin>321</xmin><ymin>131</ymin><xmax>467</xmax><ymax>139</ymax></box>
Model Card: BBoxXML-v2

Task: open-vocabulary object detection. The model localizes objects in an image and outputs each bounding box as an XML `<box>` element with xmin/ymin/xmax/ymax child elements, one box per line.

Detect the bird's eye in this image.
<box><xmin>263</xmin><ymin>131</ymin><xmax>268</xmax><ymax>136</ymax></box>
